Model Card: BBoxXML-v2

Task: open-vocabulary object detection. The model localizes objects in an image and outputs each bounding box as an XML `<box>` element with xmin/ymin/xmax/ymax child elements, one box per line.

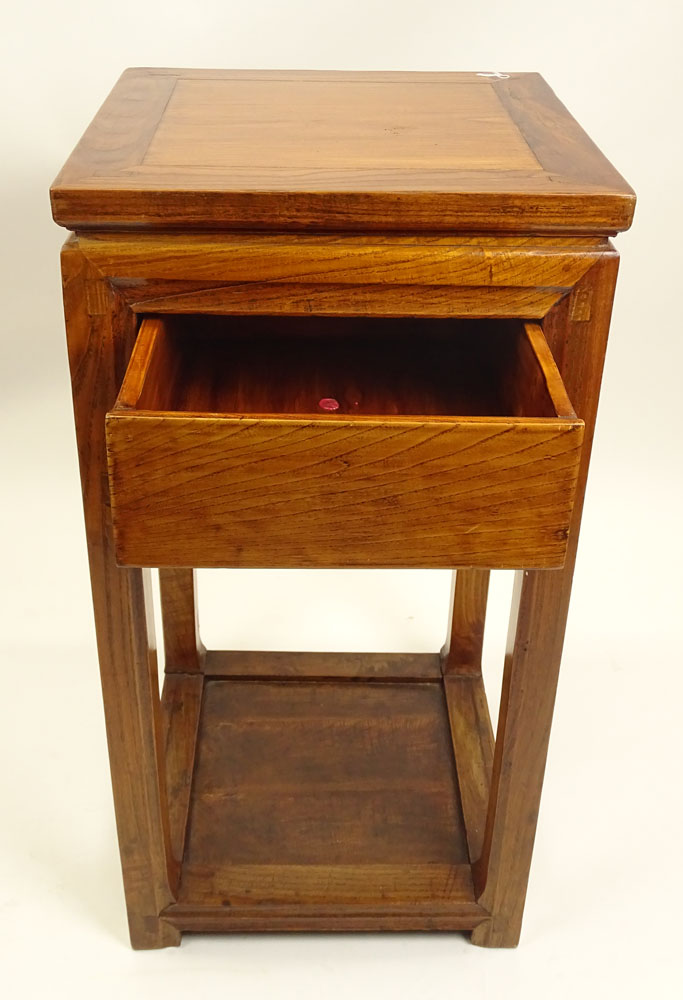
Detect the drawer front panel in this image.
<box><xmin>106</xmin><ymin>413</ymin><xmax>583</xmax><ymax>569</ymax></box>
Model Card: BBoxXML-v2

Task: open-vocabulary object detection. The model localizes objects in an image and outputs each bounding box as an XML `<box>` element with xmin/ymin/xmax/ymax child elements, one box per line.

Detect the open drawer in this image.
<box><xmin>106</xmin><ymin>316</ymin><xmax>584</xmax><ymax>569</ymax></box>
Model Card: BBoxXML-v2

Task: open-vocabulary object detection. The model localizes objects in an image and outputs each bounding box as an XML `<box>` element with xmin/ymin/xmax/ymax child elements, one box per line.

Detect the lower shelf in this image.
<box><xmin>160</xmin><ymin>656</ymin><xmax>493</xmax><ymax>933</ymax></box>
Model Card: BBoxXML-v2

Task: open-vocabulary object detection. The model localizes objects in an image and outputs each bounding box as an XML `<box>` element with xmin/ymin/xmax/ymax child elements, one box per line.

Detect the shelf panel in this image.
<box><xmin>159</xmin><ymin>670</ymin><xmax>494</xmax><ymax>932</ymax></box>
<box><xmin>162</xmin><ymin>674</ymin><xmax>492</xmax><ymax>931</ymax></box>
<box><xmin>187</xmin><ymin>678</ymin><xmax>467</xmax><ymax>864</ymax></box>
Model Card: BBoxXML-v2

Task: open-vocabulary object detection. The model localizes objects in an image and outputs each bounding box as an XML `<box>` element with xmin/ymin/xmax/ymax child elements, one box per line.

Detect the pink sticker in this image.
<box><xmin>318</xmin><ymin>397</ymin><xmax>340</xmax><ymax>412</ymax></box>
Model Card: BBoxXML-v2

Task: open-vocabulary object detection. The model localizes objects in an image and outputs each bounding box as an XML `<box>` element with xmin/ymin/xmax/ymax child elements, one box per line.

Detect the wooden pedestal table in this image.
<box><xmin>51</xmin><ymin>68</ymin><xmax>635</xmax><ymax>948</ymax></box>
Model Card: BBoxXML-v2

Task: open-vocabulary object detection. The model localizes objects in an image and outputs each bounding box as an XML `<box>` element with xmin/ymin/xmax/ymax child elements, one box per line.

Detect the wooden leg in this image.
<box><xmin>442</xmin><ymin>570</ymin><xmax>494</xmax><ymax>865</ymax></box>
<box><xmin>471</xmin><ymin>568</ymin><xmax>570</xmax><ymax>946</ymax></box>
<box><xmin>441</xmin><ymin>570</ymin><xmax>490</xmax><ymax>676</ymax></box>
<box><xmin>158</xmin><ymin>569</ymin><xmax>204</xmax><ymax>867</ymax></box>
<box><xmin>159</xmin><ymin>568</ymin><xmax>205</xmax><ymax>673</ymax></box>
<box><xmin>62</xmin><ymin>241</ymin><xmax>180</xmax><ymax>948</ymax></box>
<box><xmin>471</xmin><ymin>254</ymin><xmax>620</xmax><ymax>947</ymax></box>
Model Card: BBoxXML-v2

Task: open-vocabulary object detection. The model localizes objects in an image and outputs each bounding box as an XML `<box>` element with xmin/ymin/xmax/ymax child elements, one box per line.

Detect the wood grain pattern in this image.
<box><xmin>51</xmin><ymin>69</ymin><xmax>635</xmax><ymax>233</ymax></box>
<box><xmin>445</xmin><ymin>675</ymin><xmax>495</xmax><ymax>864</ymax></box>
<box><xmin>504</xmin><ymin>322</ymin><xmax>576</xmax><ymax>419</ymax></box>
<box><xmin>162</xmin><ymin>878</ymin><xmax>488</xmax><ymax>933</ymax></box>
<box><xmin>61</xmin><ymin>240</ymin><xmax>179</xmax><ymax>949</ymax></box>
<box><xmin>471</xmin><ymin>252</ymin><xmax>620</xmax><ymax>947</ymax></box>
<box><xmin>78</xmin><ymin>230</ymin><xmax>605</xmax><ymax>321</ymax></box>
<box><xmin>76</xmin><ymin>231</ymin><xmax>606</xmax><ymax>287</ymax></box>
<box><xmin>159</xmin><ymin>568</ymin><xmax>204</xmax><ymax>673</ymax></box>
<box><xmin>54</xmin><ymin>69</ymin><xmax>632</xmax><ymax>947</ymax></box>
<box><xmin>175</xmin><ymin>863</ymin><xmax>478</xmax><ymax>906</ymax></box>
<box><xmin>165</xmin><ymin>863</ymin><xmax>486</xmax><ymax>932</ymax></box>
<box><xmin>118</xmin><ymin>282</ymin><xmax>568</xmax><ymax>320</ymax></box>
<box><xmin>106</xmin><ymin>317</ymin><xmax>583</xmax><ymax>569</ymax></box>
<box><xmin>204</xmin><ymin>650</ymin><xmax>443</xmax><ymax>679</ymax></box>
<box><xmin>161</xmin><ymin>672</ymin><xmax>203</xmax><ymax>864</ymax></box>
<box><xmin>145</xmin><ymin>78</ymin><xmax>538</xmax><ymax>170</ymax></box>
<box><xmin>107</xmin><ymin>415</ymin><xmax>583</xmax><ymax>569</ymax></box>
<box><xmin>160</xmin><ymin>676</ymin><xmax>485</xmax><ymax>929</ymax></box>
<box><xmin>69</xmin><ymin>231</ymin><xmax>607</xmax><ymax>323</ymax></box>
<box><xmin>58</xmin><ymin>231</ymin><xmax>625</xmax><ymax>947</ymax></box>
<box><xmin>183</xmin><ymin>680</ymin><xmax>467</xmax><ymax>870</ymax></box>
<box><xmin>128</xmin><ymin>317</ymin><xmax>524</xmax><ymax>417</ymax></box>
<box><xmin>112</xmin><ymin>315</ymin><xmax>575</xmax><ymax>417</ymax></box>
<box><xmin>441</xmin><ymin>569</ymin><xmax>490</xmax><ymax>675</ymax></box>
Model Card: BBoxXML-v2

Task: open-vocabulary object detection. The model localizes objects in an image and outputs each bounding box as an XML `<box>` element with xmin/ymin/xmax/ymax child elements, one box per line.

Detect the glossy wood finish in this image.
<box><xmin>106</xmin><ymin>317</ymin><xmax>584</xmax><ymax>569</ymax></box>
<box><xmin>60</xmin><ymin>230</ymin><xmax>624</xmax><ymax>948</ymax></box>
<box><xmin>55</xmin><ymin>69</ymin><xmax>633</xmax><ymax>949</ymax></box>
<box><xmin>471</xmin><ymin>254</ymin><xmax>620</xmax><ymax>946</ymax></box>
<box><xmin>61</xmin><ymin>244</ymin><xmax>179</xmax><ymax>948</ymax></box>
<box><xmin>70</xmin><ymin>231</ymin><xmax>611</xmax><ymax>320</ymax></box>
<box><xmin>104</xmin><ymin>409</ymin><xmax>582</xmax><ymax>568</ymax></box>
<box><xmin>51</xmin><ymin>69</ymin><xmax>634</xmax><ymax>234</ymax></box>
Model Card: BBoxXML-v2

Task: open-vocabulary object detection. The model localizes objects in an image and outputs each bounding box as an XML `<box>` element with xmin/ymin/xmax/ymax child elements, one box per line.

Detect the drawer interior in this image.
<box><xmin>117</xmin><ymin>316</ymin><xmax>576</xmax><ymax>421</ymax></box>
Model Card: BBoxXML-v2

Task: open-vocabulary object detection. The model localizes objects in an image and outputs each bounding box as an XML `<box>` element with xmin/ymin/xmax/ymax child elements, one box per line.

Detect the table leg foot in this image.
<box><xmin>470</xmin><ymin>916</ymin><xmax>520</xmax><ymax>948</ymax></box>
<box><xmin>129</xmin><ymin>915</ymin><xmax>182</xmax><ymax>950</ymax></box>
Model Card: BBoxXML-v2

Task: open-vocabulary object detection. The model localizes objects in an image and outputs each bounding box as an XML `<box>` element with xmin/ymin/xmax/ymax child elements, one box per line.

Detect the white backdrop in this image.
<box><xmin>1</xmin><ymin>2</ymin><xmax>682</xmax><ymax>997</ymax></box>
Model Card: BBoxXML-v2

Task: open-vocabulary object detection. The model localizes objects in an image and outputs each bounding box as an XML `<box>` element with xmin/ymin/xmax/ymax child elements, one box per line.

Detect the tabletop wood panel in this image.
<box><xmin>144</xmin><ymin>79</ymin><xmax>542</xmax><ymax>172</ymax></box>
<box><xmin>51</xmin><ymin>69</ymin><xmax>635</xmax><ymax>233</ymax></box>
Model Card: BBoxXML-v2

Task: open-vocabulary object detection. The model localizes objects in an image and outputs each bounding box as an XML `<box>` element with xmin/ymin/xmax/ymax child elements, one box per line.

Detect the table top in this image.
<box><xmin>51</xmin><ymin>68</ymin><xmax>635</xmax><ymax>234</ymax></box>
